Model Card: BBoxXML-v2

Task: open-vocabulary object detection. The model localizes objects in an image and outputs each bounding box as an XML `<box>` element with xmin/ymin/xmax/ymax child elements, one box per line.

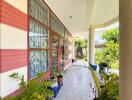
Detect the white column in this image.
<box><xmin>89</xmin><ymin>26</ymin><xmax>95</xmax><ymax>64</ymax></box>
<box><xmin>87</xmin><ymin>34</ymin><xmax>89</xmax><ymax>64</ymax></box>
<box><xmin>120</xmin><ymin>0</ymin><xmax>132</xmax><ymax>100</ymax></box>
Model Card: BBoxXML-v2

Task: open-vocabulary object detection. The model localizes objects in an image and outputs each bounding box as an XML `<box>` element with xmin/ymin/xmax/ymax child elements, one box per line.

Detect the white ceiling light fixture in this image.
<box><xmin>69</xmin><ymin>16</ymin><xmax>72</xmax><ymax>19</ymax></box>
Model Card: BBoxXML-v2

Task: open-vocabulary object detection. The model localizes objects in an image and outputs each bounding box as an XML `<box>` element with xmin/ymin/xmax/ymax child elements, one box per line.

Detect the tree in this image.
<box><xmin>74</xmin><ymin>38</ymin><xmax>88</xmax><ymax>60</ymax></box>
<box><xmin>95</xmin><ymin>28</ymin><xmax>119</xmax><ymax>69</ymax></box>
<box><xmin>81</xmin><ymin>39</ymin><xmax>88</xmax><ymax>53</ymax></box>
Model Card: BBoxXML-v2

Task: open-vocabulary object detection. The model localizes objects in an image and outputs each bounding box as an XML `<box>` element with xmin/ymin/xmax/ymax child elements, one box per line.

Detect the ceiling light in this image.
<box><xmin>69</xmin><ymin>16</ymin><xmax>72</xmax><ymax>19</ymax></box>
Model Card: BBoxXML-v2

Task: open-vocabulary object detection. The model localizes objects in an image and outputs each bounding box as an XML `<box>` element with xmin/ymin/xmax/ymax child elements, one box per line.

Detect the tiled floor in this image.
<box><xmin>53</xmin><ymin>62</ymin><xmax>97</xmax><ymax>100</ymax></box>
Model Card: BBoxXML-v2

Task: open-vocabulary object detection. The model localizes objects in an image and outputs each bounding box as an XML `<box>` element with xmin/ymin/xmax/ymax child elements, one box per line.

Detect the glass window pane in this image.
<box><xmin>65</xmin><ymin>29</ymin><xmax>68</xmax><ymax>39</ymax></box>
<box><xmin>29</xmin><ymin>0</ymin><xmax>49</xmax><ymax>26</ymax></box>
<box><xmin>64</xmin><ymin>39</ymin><xmax>69</xmax><ymax>60</ymax></box>
<box><xmin>29</xmin><ymin>21</ymin><xmax>49</xmax><ymax>48</ymax></box>
<box><xmin>60</xmin><ymin>39</ymin><xmax>64</xmax><ymax>71</ymax></box>
<box><xmin>52</xmin><ymin>35</ymin><xmax>58</xmax><ymax>63</ymax></box>
<box><xmin>51</xmin><ymin>13</ymin><xmax>64</xmax><ymax>37</ymax></box>
<box><xmin>52</xmin><ymin>35</ymin><xmax>58</xmax><ymax>75</ymax></box>
<box><xmin>29</xmin><ymin>50</ymin><xmax>49</xmax><ymax>79</ymax></box>
<box><xmin>64</xmin><ymin>29</ymin><xmax>69</xmax><ymax>60</ymax></box>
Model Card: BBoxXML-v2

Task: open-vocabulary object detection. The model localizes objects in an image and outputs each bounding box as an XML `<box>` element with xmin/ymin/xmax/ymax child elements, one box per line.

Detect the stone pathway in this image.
<box><xmin>53</xmin><ymin>62</ymin><xmax>97</xmax><ymax>100</ymax></box>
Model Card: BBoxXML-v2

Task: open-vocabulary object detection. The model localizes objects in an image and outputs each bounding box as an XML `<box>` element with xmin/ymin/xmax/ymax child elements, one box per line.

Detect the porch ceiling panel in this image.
<box><xmin>45</xmin><ymin>0</ymin><xmax>88</xmax><ymax>34</ymax></box>
<box><xmin>45</xmin><ymin>0</ymin><xmax>119</xmax><ymax>37</ymax></box>
<box><xmin>92</xmin><ymin>0</ymin><xmax>119</xmax><ymax>26</ymax></box>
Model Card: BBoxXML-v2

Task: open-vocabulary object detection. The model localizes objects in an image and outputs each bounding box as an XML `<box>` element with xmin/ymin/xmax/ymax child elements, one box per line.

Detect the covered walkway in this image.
<box><xmin>53</xmin><ymin>62</ymin><xmax>97</xmax><ymax>100</ymax></box>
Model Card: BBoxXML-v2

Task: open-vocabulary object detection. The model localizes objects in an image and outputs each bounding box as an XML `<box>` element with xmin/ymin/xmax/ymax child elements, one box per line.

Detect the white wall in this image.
<box><xmin>0</xmin><ymin>66</ymin><xmax>27</xmax><ymax>98</ymax></box>
<box><xmin>1</xmin><ymin>24</ymin><xmax>27</xmax><ymax>49</ymax></box>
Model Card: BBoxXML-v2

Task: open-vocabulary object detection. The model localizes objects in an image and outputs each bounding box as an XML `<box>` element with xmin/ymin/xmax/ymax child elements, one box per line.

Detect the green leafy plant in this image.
<box><xmin>18</xmin><ymin>72</ymin><xmax>54</xmax><ymax>100</ymax></box>
<box><xmin>8</xmin><ymin>72</ymin><xmax>54</xmax><ymax>100</ymax></box>
<box><xmin>99</xmin><ymin>74</ymin><xmax>119</xmax><ymax>100</ymax></box>
<box><xmin>95</xmin><ymin>28</ymin><xmax>119</xmax><ymax>69</ymax></box>
<box><xmin>74</xmin><ymin>37</ymin><xmax>88</xmax><ymax>60</ymax></box>
<box><xmin>90</xmin><ymin>67</ymin><xmax>101</xmax><ymax>94</ymax></box>
<box><xmin>19</xmin><ymin>75</ymin><xmax>26</xmax><ymax>92</ymax></box>
<box><xmin>9</xmin><ymin>72</ymin><xmax>19</xmax><ymax>79</ymax></box>
<box><xmin>102</xmin><ymin>72</ymin><xmax>110</xmax><ymax>83</ymax></box>
<box><xmin>8</xmin><ymin>96</ymin><xmax>20</xmax><ymax>100</ymax></box>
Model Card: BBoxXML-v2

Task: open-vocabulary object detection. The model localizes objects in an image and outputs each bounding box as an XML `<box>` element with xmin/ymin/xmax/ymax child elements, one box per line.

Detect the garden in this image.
<box><xmin>92</xmin><ymin>28</ymin><xmax>119</xmax><ymax>100</ymax></box>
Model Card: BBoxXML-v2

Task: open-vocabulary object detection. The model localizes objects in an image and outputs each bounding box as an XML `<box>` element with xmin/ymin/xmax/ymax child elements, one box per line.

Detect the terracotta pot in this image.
<box><xmin>57</xmin><ymin>74</ymin><xmax>63</xmax><ymax>85</ymax></box>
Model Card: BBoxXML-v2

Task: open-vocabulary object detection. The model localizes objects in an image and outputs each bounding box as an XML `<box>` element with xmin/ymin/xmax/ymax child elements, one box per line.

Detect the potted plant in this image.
<box><xmin>99</xmin><ymin>62</ymin><xmax>108</xmax><ymax>73</ymax></box>
<box><xmin>57</xmin><ymin>73</ymin><xmax>63</xmax><ymax>86</ymax></box>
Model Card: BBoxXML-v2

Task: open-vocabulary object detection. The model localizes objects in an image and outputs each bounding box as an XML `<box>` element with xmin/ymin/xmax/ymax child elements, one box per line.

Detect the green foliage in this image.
<box><xmin>3</xmin><ymin>98</ymin><xmax>6</xmax><ymax>100</ymax></box>
<box><xmin>9</xmin><ymin>72</ymin><xmax>19</xmax><ymax>78</ymax></box>
<box><xmin>102</xmin><ymin>72</ymin><xmax>110</xmax><ymax>83</ymax></box>
<box><xmin>102</xmin><ymin>29</ymin><xmax>119</xmax><ymax>43</ymax></box>
<box><xmin>74</xmin><ymin>38</ymin><xmax>87</xmax><ymax>50</ymax></box>
<box><xmin>95</xmin><ymin>28</ymin><xmax>119</xmax><ymax>69</ymax></box>
<box><xmin>0</xmin><ymin>97</ymin><xmax>1</xmax><ymax>100</ymax></box>
<box><xmin>19</xmin><ymin>75</ymin><xmax>26</xmax><ymax>92</ymax></box>
<box><xmin>8</xmin><ymin>72</ymin><xmax>54</xmax><ymax>100</ymax></box>
<box><xmin>74</xmin><ymin>38</ymin><xmax>88</xmax><ymax>60</ymax></box>
<box><xmin>8</xmin><ymin>96</ymin><xmax>20</xmax><ymax>100</ymax></box>
<box><xmin>99</xmin><ymin>74</ymin><xmax>119</xmax><ymax>100</ymax></box>
<box><xmin>99</xmin><ymin>62</ymin><xmax>108</xmax><ymax>72</ymax></box>
<box><xmin>90</xmin><ymin>67</ymin><xmax>101</xmax><ymax>94</ymax></box>
<box><xmin>18</xmin><ymin>80</ymin><xmax>54</xmax><ymax>100</ymax></box>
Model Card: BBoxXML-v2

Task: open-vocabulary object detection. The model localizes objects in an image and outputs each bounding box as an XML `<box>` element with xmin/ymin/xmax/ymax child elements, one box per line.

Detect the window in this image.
<box><xmin>60</xmin><ymin>39</ymin><xmax>65</xmax><ymax>71</ymax></box>
<box><xmin>29</xmin><ymin>0</ymin><xmax>49</xmax><ymax>26</ymax></box>
<box><xmin>52</xmin><ymin>35</ymin><xmax>59</xmax><ymax>75</ymax></box>
<box><xmin>51</xmin><ymin>13</ymin><xmax>64</xmax><ymax>37</ymax></box>
<box><xmin>64</xmin><ymin>29</ymin><xmax>69</xmax><ymax>60</ymax></box>
<box><xmin>29</xmin><ymin>21</ymin><xmax>48</xmax><ymax>48</ymax></box>
<box><xmin>29</xmin><ymin>21</ymin><xmax>49</xmax><ymax>79</ymax></box>
<box><xmin>29</xmin><ymin>0</ymin><xmax>49</xmax><ymax>79</ymax></box>
<box><xmin>29</xmin><ymin>50</ymin><xmax>49</xmax><ymax>79</ymax></box>
<box><xmin>29</xmin><ymin>0</ymin><xmax>72</xmax><ymax>78</ymax></box>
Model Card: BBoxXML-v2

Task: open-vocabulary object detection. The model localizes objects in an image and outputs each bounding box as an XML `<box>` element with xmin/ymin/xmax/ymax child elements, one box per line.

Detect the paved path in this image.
<box><xmin>53</xmin><ymin>62</ymin><xmax>97</xmax><ymax>100</ymax></box>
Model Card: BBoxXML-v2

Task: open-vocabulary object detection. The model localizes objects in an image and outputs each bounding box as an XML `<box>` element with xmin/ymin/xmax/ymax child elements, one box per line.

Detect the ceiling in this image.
<box><xmin>44</xmin><ymin>0</ymin><xmax>119</xmax><ymax>37</ymax></box>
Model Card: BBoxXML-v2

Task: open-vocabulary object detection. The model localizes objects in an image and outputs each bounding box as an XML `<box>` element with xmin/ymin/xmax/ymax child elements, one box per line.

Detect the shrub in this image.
<box><xmin>8</xmin><ymin>72</ymin><xmax>54</xmax><ymax>100</ymax></box>
<box><xmin>95</xmin><ymin>28</ymin><xmax>119</xmax><ymax>69</ymax></box>
<box><xmin>90</xmin><ymin>67</ymin><xmax>101</xmax><ymax>95</ymax></box>
<box><xmin>99</xmin><ymin>74</ymin><xmax>119</xmax><ymax>100</ymax></box>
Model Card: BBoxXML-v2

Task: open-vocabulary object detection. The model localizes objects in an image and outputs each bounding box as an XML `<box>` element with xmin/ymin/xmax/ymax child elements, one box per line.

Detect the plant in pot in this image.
<box><xmin>99</xmin><ymin>62</ymin><xmax>108</xmax><ymax>73</ymax></box>
<box><xmin>56</xmin><ymin>73</ymin><xmax>63</xmax><ymax>86</ymax></box>
<box><xmin>8</xmin><ymin>72</ymin><xmax>54</xmax><ymax>100</ymax></box>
